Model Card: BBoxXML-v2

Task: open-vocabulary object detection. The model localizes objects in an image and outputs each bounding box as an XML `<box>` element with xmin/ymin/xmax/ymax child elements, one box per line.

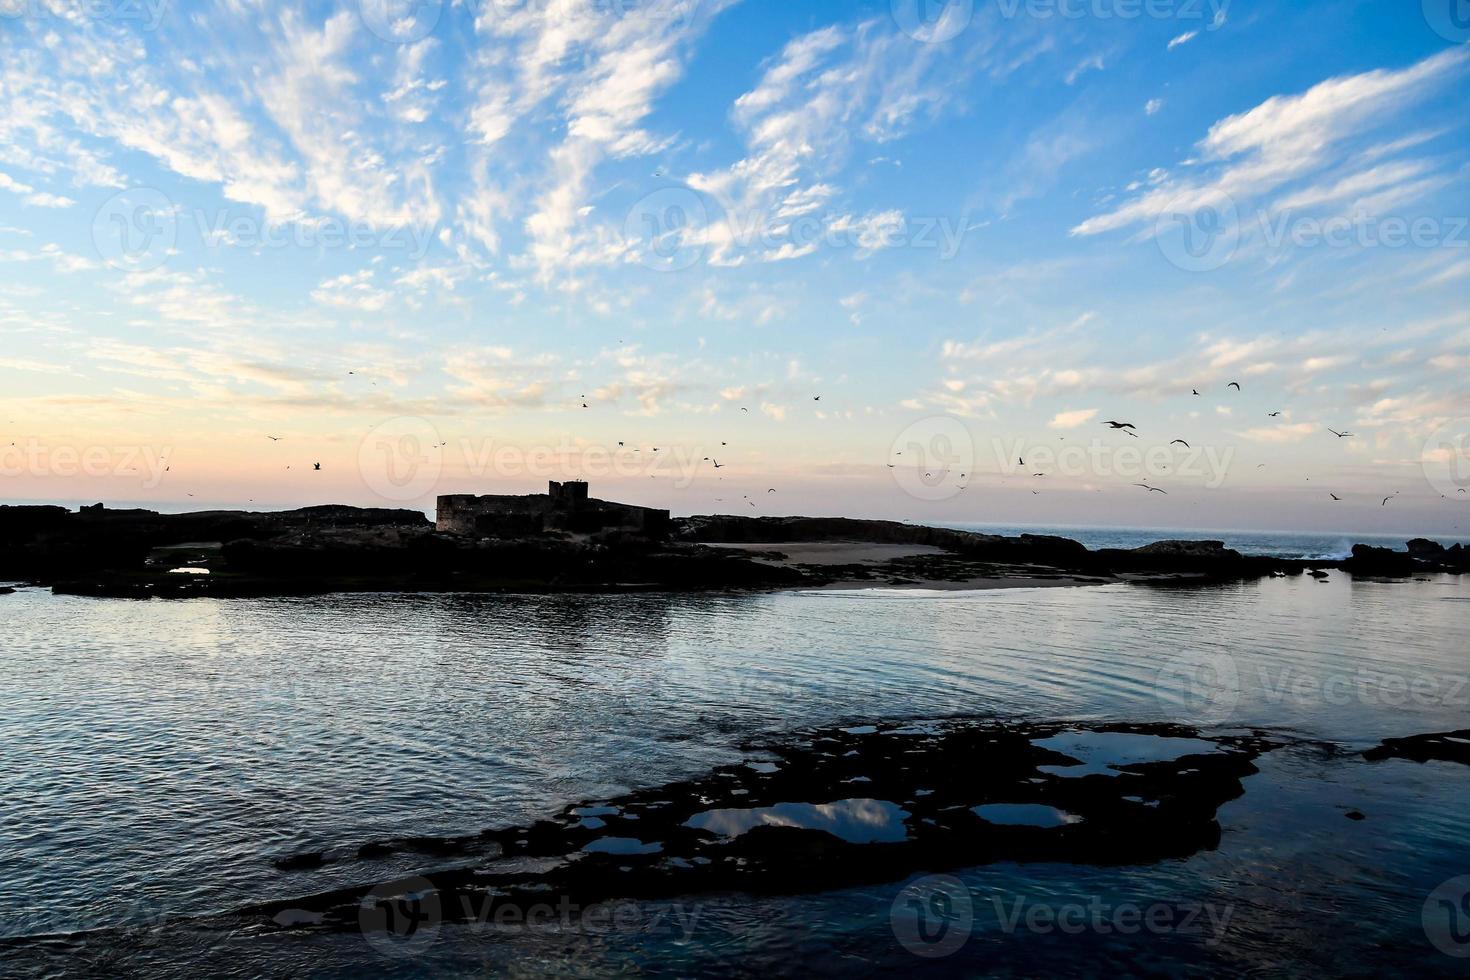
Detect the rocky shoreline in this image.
<box><xmin>244</xmin><ymin>717</ymin><xmax>1280</xmax><ymax>935</ymax></box>
<box><xmin>1</xmin><ymin>503</ymin><xmax>1466</xmax><ymax>599</ymax></box>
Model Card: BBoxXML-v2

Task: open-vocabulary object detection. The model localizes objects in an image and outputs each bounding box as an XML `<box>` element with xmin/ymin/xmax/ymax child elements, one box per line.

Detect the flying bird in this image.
<box><xmin>1191</xmin><ymin>389</ymin><xmax>1200</xmax><ymax>396</ymax></box>
<box><xmin>1330</xmin><ymin>493</ymin><xmax>1341</xmax><ymax>501</ymax></box>
<box><xmin>1170</xmin><ymin>439</ymin><xmax>1190</xmax><ymax>448</ymax></box>
<box><xmin>267</xmin><ymin>436</ymin><xmax>282</xmax><ymax>441</ymax></box>
<box><xmin>1133</xmin><ymin>483</ymin><xmax>1168</xmax><ymax>494</ymax></box>
<box><xmin>1382</xmin><ymin>496</ymin><xmax>1393</xmax><ymax>506</ymax></box>
<box><xmin>313</xmin><ymin>463</ymin><xmax>321</xmax><ymax>471</ymax></box>
<box><xmin>1267</xmin><ymin>412</ymin><xmax>1282</xmax><ymax>418</ymax></box>
<box><xmin>1227</xmin><ymin>382</ymin><xmax>1241</xmax><ymax>390</ymax></box>
<box><xmin>1327</xmin><ymin>428</ymin><xmax>1354</xmax><ymax>438</ymax></box>
<box><xmin>1103</xmin><ymin>421</ymin><xmax>1136</xmax><ymax>430</ymax></box>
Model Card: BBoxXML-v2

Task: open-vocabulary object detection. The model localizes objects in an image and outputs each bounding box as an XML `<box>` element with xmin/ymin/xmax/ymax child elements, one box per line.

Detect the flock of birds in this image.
<box><xmin>877</xmin><ymin>380</ymin><xmax>1454</xmax><ymax>507</ymax></box>
<box><xmin>145</xmin><ymin>378</ymin><xmax>1466</xmax><ymax>517</ymax></box>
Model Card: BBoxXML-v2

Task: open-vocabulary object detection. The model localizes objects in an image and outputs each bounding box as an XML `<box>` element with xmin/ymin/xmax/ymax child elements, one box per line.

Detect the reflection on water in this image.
<box><xmin>2</xmin><ymin>574</ymin><xmax>1469</xmax><ymax>974</ymax></box>
<box><xmin>685</xmin><ymin>798</ymin><xmax>910</xmax><ymax>844</ymax></box>
<box><xmin>972</xmin><ymin>803</ymin><xmax>1083</xmax><ymax>828</ymax></box>
<box><xmin>1034</xmin><ymin>731</ymin><xmax>1220</xmax><ymax>778</ymax></box>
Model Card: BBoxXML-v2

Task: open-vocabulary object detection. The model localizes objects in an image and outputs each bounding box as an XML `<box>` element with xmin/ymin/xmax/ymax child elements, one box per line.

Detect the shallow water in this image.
<box><xmin>2</xmin><ymin>572</ymin><xmax>1469</xmax><ymax>975</ymax></box>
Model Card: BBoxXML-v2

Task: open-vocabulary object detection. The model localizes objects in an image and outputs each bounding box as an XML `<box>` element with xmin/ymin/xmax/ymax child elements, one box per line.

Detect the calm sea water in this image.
<box><xmin>945</xmin><ymin>522</ymin><xmax>1470</xmax><ymax>561</ymax></box>
<box><xmin>3</xmin><ymin>567</ymin><xmax>1469</xmax><ymax>976</ymax></box>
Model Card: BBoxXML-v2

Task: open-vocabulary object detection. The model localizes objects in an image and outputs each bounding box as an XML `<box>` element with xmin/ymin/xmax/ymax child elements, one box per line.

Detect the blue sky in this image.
<box><xmin>1</xmin><ymin>0</ymin><xmax>1467</xmax><ymax>533</ymax></box>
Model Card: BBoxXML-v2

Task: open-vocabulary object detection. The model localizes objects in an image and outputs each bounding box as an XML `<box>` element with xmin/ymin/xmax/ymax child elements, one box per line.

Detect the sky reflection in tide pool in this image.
<box><xmin>1034</xmin><ymin>732</ymin><xmax>1221</xmax><ymax>778</ymax></box>
<box><xmin>972</xmin><ymin>804</ymin><xmax>1084</xmax><ymax>828</ymax></box>
<box><xmin>684</xmin><ymin>799</ymin><xmax>910</xmax><ymax>844</ymax></box>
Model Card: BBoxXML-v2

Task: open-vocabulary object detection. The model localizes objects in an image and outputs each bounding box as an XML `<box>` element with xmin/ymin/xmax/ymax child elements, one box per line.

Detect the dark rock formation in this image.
<box><xmin>1095</xmin><ymin>539</ymin><xmax>1297</xmax><ymax>581</ymax></box>
<box><xmin>674</xmin><ymin>515</ymin><xmax>1098</xmax><ymax>569</ymax></box>
<box><xmin>1341</xmin><ymin>540</ymin><xmax>1470</xmax><ymax>576</ymax></box>
<box><xmin>1362</xmin><ymin>730</ymin><xmax>1470</xmax><ymax>766</ymax></box>
<box><xmin>242</xmin><ymin>718</ymin><xmax>1279</xmax><ymax>937</ymax></box>
<box><xmin>12</xmin><ymin>499</ymin><xmax>1466</xmax><ymax>598</ymax></box>
<box><xmin>0</xmin><ymin>503</ymin><xmax>430</xmax><ymax>579</ymax></box>
<box><xmin>1341</xmin><ymin>544</ymin><xmax>1418</xmax><ymax>577</ymax></box>
<box><xmin>1407</xmin><ymin>538</ymin><xmax>1445</xmax><ymax>558</ymax></box>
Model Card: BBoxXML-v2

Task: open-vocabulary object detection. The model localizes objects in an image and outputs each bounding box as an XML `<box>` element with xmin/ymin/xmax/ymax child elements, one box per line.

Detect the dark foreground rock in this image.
<box><xmin>1362</xmin><ymin>730</ymin><xmax>1470</xmax><ymax>766</ymax></box>
<box><xmin>242</xmin><ymin>718</ymin><xmax>1281</xmax><ymax>937</ymax></box>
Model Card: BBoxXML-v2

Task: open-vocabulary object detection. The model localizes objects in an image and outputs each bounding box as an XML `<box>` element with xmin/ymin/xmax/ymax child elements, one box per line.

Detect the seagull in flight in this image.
<box><xmin>1133</xmin><ymin>483</ymin><xmax>1169</xmax><ymax>494</ymax></box>
<box><xmin>1327</xmin><ymin>428</ymin><xmax>1355</xmax><ymax>438</ymax></box>
<box><xmin>1227</xmin><ymin>382</ymin><xmax>1241</xmax><ymax>390</ymax></box>
<box><xmin>313</xmin><ymin>463</ymin><xmax>321</xmax><ymax>471</ymax></box>
<box><xmin>1191</xmin><ymin>389</ymin><xmax>1200</xmax><ymax>396</ymax></box>
<box><xmin>1170</xmin><ymin>439</ymin><xmax>1190</xmax><ymax>448</ymax></box>
<box><xmin>267</xmin><ymin>435</ymin><xmax>283</xmax><ymax>441</ymax></box>
<box><xmin>1267</xmin><ymin>412</ymin><xmax>1282</xmax><ymax>418</ymax></box>
<box><xmin>1329</xmin><ymin>493</ymin><xmax>1341</xmax><ymax>501</ymax></box>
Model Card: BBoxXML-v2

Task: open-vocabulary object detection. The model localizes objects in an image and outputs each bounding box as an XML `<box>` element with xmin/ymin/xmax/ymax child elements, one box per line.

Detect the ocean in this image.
<box><xmin>3</xmin><ymin>556</ymin><xmax>1469</xmax><ymax>975</ymax></box>
<box><xmin>943</xmin><ymin>522</ymin><xmax>1470</xmax><ymax>562</ymax></box>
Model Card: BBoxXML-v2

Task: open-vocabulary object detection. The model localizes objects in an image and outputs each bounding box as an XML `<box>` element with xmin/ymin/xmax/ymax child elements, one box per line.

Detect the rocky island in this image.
<box><xmin>2</xmin><ymin>482</ymin><xmax>1466</xmax><ymax>599</ymax></box>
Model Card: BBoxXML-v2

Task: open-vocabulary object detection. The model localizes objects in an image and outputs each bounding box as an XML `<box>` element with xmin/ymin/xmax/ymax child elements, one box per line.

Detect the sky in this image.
<box><xmin>0</xmin><ymin>0</ymin><xmax>1468</xmax><ymax>535</ymax></box>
